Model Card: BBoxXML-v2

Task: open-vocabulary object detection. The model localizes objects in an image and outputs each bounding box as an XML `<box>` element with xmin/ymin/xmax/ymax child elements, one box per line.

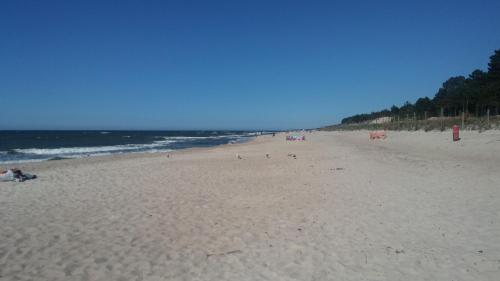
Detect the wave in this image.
<box><xmin>162</xmin><ymin>136</ymin><xmax>211</xmax><ymax>140</ymax></box>
<box><xmin>0</xmin><ymin>158</ymin><xmax>50</xmax><ymax>165</ymax></box>
<box><xmin>151</xmin><ymin>132</ymin><xmax>260</xmax><ymax>141</ymax></box>
<box><xmin>1</xmin><ymin>148</ymin><xmax>174</xmax><ymax>164</ymax></box>
<box><xmin>13</xmin><ymin>140</ymin><xmax>177</xmax><ymax>156</ymax></box>
<box><xmin>0</xmin><ymin>132</ymin><xmax>262</xmax><ymax>164</ymax></box>
<box><xmin>161</xmin><ymin>134</ymin><xmax>250</xmax><ymax>141</ymax></box>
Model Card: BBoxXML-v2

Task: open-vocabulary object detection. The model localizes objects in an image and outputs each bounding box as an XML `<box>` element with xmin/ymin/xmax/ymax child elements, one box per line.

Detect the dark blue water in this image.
<box><xmin>0</xmin><ymin>130</ymin><xmax>267</xmax><ymax>163</ymax></box>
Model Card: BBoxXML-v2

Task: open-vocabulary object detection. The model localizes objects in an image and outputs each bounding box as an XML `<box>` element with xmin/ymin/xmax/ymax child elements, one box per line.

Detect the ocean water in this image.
<box><xmin>0</xmin><ymin>130</ymin><xmax>266</xmax><ymax>164</ymax></box>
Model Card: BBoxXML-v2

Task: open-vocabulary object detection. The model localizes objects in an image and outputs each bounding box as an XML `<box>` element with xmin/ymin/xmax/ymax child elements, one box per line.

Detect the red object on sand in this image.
<box><xmin>453</xmin><ymin>125</ymin><xmax>460</xmax><ymax>141</ymax></box>
<box><xmin>369</xmin><ymin>131</ymin><xmax>386</xmax><ymax>140</ymax></box>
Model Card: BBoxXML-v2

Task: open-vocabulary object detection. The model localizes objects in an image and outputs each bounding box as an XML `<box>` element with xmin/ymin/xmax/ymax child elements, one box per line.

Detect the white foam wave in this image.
<box><xmin>0</xmin><ymin>158</ymin><xmax>49</xmax><ymax>164</ymax></box>
<box><xmin>14</xmin><ymin>140</ymin><xmax>177</xmax><ymax>156</ymax></box>
<box><xmin>2</xmin><ymin>133</ymin><xmax>258</xmax><ymax>164</ymax></box>
<box><xmin>162</xmin><ymin>135</ymin><xmax>245</xmax><ymax>141</ymax></box>
<box><xmin>0</xmin><ymin>148</ymin><xmax>175</xmax><ymax>164</ymax></box>
<box><xmin>163</xmin><ymin>136</ymin><xmax>211</xmax><ymax>140</ymax></box>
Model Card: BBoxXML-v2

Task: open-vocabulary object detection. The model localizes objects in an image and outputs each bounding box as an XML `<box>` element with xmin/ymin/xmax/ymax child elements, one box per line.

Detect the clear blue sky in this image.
<box><xmin>1</xmin><ymin>0</ymin><xmax>499</xmax><ymax>130</ymax></box>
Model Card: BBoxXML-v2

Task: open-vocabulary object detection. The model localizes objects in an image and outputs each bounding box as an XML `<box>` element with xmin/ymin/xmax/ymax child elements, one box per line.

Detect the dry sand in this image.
<box><xmin>1</xmin><ymin>130</ymin><xmax>500</xmax><ymax>280</ymax></box>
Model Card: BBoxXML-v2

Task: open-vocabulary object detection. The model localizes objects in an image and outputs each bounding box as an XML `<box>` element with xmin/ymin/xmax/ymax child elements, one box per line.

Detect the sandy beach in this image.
<box><xmin>1</xmin><ymin>130</ymin><xmax>499</xmax><ymax>281</ymax></box>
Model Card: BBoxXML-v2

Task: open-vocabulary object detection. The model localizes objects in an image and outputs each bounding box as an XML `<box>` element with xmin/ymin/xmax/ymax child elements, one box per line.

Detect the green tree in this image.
<box><xmin>398</xmin><ymin>101</ymin><xmax>415</xmax><ymax>119</ymax></box>
<box><xmin>464</xmin><ymin>69</ymin><xmax>487</xmax><ymax>116</ymax></box>
<box><xmin>433</xmin><ymin>76</ymin><xmax>466</xmax><ymax>116</ymax></box>
<box><xmin>415</xmin><ymin>97</ymin><xmax>435</xmax><ymax>117</ymax></box>
<box><xmin>338</xmin><ymin>49</ymin><xmax>500</xmax><ymax>125</ymax></box>
<box><xmin>390</xmin><ymin>105</ymin><xmax>400</xmax><ymax>116</ymax></box>
<box><xmin>486</xmin><ymin>49</ymin><xmax>500</xmax><ymax>114</ymax></box>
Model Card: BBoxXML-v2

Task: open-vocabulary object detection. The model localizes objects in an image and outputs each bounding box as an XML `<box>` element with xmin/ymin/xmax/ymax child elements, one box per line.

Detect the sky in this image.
<box><xmin>1</xmin><ymin>0</ymin><xmax>499</xmax><ymax>130</ymax></box>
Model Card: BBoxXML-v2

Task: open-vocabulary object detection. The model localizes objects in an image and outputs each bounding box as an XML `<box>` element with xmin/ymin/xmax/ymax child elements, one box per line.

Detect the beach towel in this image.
<box><xmin>369</xmin><ymin>131</ymin><xmax>386</xmax><ymax>140</ymax></box>
<box><xmin>286</xmin><ymin>135</ymin><xmax>306</xmax><ymax>141</ymax></box>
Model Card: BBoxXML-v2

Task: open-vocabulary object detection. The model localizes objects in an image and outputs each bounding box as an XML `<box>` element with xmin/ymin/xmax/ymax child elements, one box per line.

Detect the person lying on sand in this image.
<box><xmin>0</xmin><ymin>169</ymin><xmax>37</xmax><ymax>182</ymax></box>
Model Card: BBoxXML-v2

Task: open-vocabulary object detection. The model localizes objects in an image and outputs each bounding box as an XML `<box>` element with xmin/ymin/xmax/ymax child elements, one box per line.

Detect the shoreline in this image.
<box><xmin>0</xmin><ymin>135</ymin><xmax>266</xmax><ymax>172</ymax></box>
<box><xmin>0</xmin><ymin>131</ymin><xmax>267</xmax><ymax>168</ymax></box>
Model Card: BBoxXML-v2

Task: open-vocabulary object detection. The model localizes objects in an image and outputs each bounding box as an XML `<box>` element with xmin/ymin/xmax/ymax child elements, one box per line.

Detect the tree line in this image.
<box><xmin>341</xmin><ymin>49</ymin><xmax>500</xmax><ymax>124</ymax></box>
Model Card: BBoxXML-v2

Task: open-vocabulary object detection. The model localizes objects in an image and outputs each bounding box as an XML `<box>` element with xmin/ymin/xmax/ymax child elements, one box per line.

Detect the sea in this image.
<box><xmin>0</xmin><ymin>130</ymin><xmax>268</xmax><ymax>164</ymax></box>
